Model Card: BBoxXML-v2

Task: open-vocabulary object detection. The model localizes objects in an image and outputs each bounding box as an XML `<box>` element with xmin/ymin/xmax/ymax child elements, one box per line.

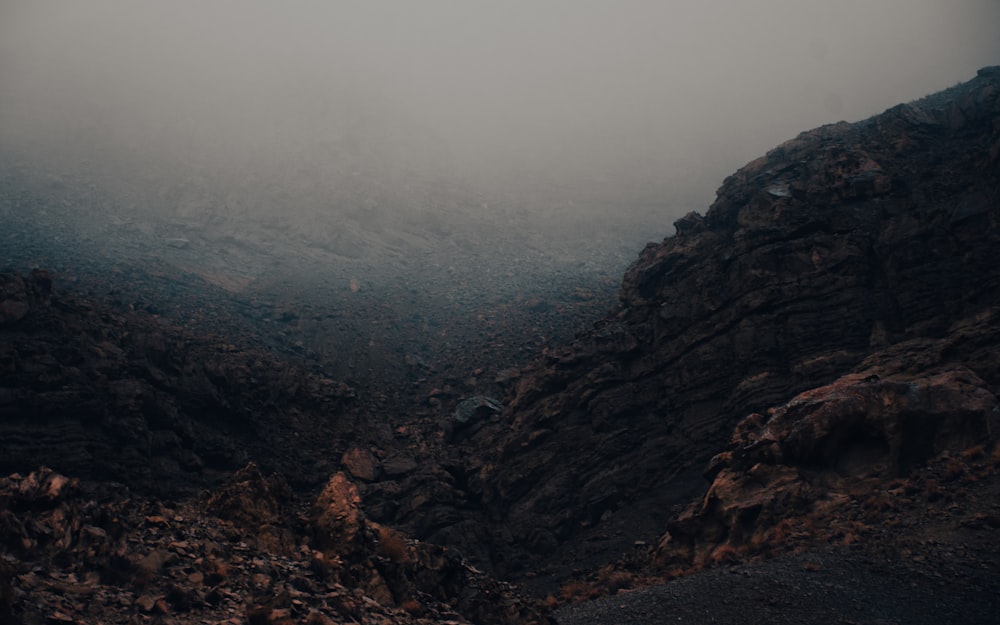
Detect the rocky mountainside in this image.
<box><xmin>0</xmin><ymin>148</ymin><xmax>648</xmax><ymax>422</ymax></box>
<box><xmin>2</xmin><ymin>67</ymin><xmax>999</xmax><ymax>624</ymax></box>
<box><xmin>0</xmin><ymin>269</ymin><xmax>363</xmax><ymax>493</ymax></box>
<box><xmin>391</xmin><ymin>66</ymin><xmax>1000</xmax><ymax>584</ymax></box>
<box><xmin>0</xmin><ymin>275</ymin><xmax>555</xmax><ymax>624</ymax></box>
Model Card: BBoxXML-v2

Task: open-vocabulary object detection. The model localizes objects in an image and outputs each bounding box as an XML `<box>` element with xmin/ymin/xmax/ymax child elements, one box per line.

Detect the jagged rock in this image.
<box><xmin>203</xmin><ymin>462</ymin><xmax>296</xmax><ymax>553</ymax></box>
<box><xmin>446</xmin><ymin>67</ymin><xmax>1000</xmax><ymax>576</ymax></box>
<box><xmin>311</xmin><ymin>472</ymin><xmax>367</xmax><ymax>554</ymax></box>
<box><xmin>449</xmin><ymin>396</ymin><xmax>503</xmax><ymax>441</ymax></box>
<box><xmin>0</xmin><ymin>272</ymin><xmax>362</xmax><ymax>493</ymax></box>
<box><xmin>454</xmin><ymin>396</ymin><xmax>503</xmax><ymax>427</ymax></box>
<box><xmin>1</xmin><ymin>467</ymin><xmax>554</xmax><ymax>625</ymax></box>
<box><xmin>659</xmin><ymin>346</ymin><xmax>999</xmax><ymax>568</ymax></box>
<box><xmin>6</xmin><ymin>466</ymin><xmax>77</xmax><ymax>503</ymax></box>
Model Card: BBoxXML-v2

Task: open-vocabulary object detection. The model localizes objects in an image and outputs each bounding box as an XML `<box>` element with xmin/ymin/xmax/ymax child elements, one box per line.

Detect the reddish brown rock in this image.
<box><xmin>1</xmin><ymin>467</ymin><xmax>554</xmax><ymax>625</ymax></box>
<box><xmin>203</xmin><ymin>462</ymin><xmax>296</xmax><ymax>553</ymax></box>
<box><xmin>659</xmin><ymin>346</ymin><xmax>999</xmax><ymax>568</ymax></box>
<box><xmin>311</xmin><ymin>472</ymin><xmax>366</xmax><ymax>554</ymax></box>
<box><xmin>341</xmin><ymin>447</ymin><xmax>382</xmax><ymax>482</ymax></box>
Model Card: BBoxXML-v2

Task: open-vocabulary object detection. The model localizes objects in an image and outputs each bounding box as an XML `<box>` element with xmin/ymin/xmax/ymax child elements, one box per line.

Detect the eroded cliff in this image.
<box><xmin>460</xmin><ymin>66</ymin><xmax>1000</xmax><ymax>578</ymax></box>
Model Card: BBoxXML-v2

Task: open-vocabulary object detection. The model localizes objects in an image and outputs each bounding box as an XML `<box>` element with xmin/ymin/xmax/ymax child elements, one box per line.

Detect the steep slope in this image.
<box><xmin>1</xmin><ymin>465</ymin><xmax>554</xmax><ymax>625</ymax></box>
<box><xmin>459</xmin><ymin>67</ymin><xmax>1000</xmax><ymax>578</ymax></box>
<box><xmin>0</xmin><ymin>277</ymin><xmax>557</xmax><ymax>624</ymax></box>
<box><xmin>0</xmin><ymin>269</ymin><xmax>360</xmax><ymax>493</ymax></box>
<box><xmin>4</xmin><ymin>65</ymin><xmax>1000</xmax><ymax>623</ymax></box>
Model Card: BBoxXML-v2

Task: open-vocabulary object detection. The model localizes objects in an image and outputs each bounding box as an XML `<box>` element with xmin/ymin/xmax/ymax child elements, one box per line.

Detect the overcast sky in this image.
<box><xmin>2</xmin><ymin>0</ymin><xmax>999</xmax><ymax>210</ymax></box>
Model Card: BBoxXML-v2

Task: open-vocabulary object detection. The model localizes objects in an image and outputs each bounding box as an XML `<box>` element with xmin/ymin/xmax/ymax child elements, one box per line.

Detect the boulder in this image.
<box><xmin>341</xmin><ymin>447</ymin><xmax>382</xmax><ymax>482</ymax></box>
<box><xmin>203</xmin><ymin>462</ymin><xmax>296</xmax><ymax>552</ymax></box>
<box><xmin>454</xmin><ymin>396</ymin><xmax>503</xmax><ymax>427</ymax></box>
<box><xmin>311</xmin><ymin>472</ymin><xmax>366</xmax><ymax>554</ymax></box>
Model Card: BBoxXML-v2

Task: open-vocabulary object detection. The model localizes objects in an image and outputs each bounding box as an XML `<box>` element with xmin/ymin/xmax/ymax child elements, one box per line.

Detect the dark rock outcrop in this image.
<box><xmin>660</xmin><ymin>319</ymin><xmax>1000</xmax><ymax>569</ymax></box>
<box><xmin>0</xmin><ymin>272</ymin><xmax>359</xmax><ymax>493</ymax></box>
<box><xmin>458</xmin><ymin>67</ymin><xmax>1000</xmax><ymax>575</ymax></box>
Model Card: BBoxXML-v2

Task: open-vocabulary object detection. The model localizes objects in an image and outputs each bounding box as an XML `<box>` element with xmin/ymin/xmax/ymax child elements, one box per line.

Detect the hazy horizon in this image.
<box><xmin>2</xmin><ymin>1</ymin><xmax>999</xmax><ymax>227</ymax></box>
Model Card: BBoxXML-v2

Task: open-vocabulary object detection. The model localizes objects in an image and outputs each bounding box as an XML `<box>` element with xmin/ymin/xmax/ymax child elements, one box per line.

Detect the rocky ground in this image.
<box><xmin>2</xmin><ymin>67</ymin><xmax>1000</xmax><ymax>624</ymax></box>
<box><xmin>0</xmin><ymin>465</ymin><xmax>552</xmax><ymax>625</ymax></box>
<box><xmin>569</xmin><ymin>439</ymin><xmax>1000</xmax><ymax>625</ymax></box>
<box><xmin>558</xmin><ymin>539</ymin><xmax>1000</xmax><ymax>625</ymax></box>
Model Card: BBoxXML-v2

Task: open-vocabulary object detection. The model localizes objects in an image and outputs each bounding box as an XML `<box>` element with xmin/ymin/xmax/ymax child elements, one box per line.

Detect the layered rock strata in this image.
<box><xmin>0</xmin><ymin>271</ymin><xmax>359</xmax><ymax>492</ymax></box>
<box><xmin>459</xmin><ymin>67</ymin><xmax>1000</xmax><ymax>574</ymax></box>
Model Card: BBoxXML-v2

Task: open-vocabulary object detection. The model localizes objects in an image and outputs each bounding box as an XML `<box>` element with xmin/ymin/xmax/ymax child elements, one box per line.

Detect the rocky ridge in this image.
<box><xmin>383</xmin><ymin>66</ymin><xmax>1000</xmax><ymax>585</ymax></box>
<box><xmin>0</xmin><ymin>269</ymin><xmax>363</xmax><ymax>493</ymax></box>
<box><xmin>660</xmin><ymin>327</ymin><xmax>1000</xmax><ymax>570</ymax></box>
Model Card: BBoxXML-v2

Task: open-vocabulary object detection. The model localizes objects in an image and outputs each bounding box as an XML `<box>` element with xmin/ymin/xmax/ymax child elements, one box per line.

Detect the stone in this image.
<box><xmin>135</xmin><ymin>594</ymin><xmax>158</xmax><ymax>612</ymax></box>
<box><xmin>382</xmin><ymin>456</ymin><xmax>418</xmax><ymax>478</ymax></box>
<box><xmin>311</xmin><ymin>472</ymin><xmax>366</xmax><ymax>554</ymax></box>
<box><xmin>453</xmin><ymin>396</ymin><xmax>503</xmax><ymax>426</ymax></box>
<box><xmin>341</xmin><ymin>448</ymin><xmax>382</xmax><ymax>482</ymax></box>
<box><xmin>0</xmin><ymin>274</ymin><xmax>30</xmax><ymax>325</ymax></box>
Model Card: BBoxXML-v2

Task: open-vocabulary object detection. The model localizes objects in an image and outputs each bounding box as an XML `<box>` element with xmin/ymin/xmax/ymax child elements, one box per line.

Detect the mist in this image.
<box><xmin>2</xmin><ymin>0</ymin><xmax>999</xmax><ymax>264</ymax></box>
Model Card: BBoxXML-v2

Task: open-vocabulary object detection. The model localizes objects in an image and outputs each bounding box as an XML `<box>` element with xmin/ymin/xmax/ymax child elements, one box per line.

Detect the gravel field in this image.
<box><xmin>557</xmin><ymin>542</ymin><xmax>1000</xmax><ymax>625</ymax></box>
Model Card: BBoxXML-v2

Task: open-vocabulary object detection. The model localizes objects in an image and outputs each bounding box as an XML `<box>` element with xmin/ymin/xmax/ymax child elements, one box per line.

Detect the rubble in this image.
<box><xmin>1</xmin><ymin>467</ymin><xmax>554</xmax><ymax>625</ymax></box>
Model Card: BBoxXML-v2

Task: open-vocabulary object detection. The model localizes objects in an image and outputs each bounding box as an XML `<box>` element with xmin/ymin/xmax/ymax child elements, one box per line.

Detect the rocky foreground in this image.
<box><xmin>0</xmin><ymin>464</ymin><xmax>551</xmax><ymax>625</ymax></box>
<box><xmin>2</xmin><ymin>68</ymin><xmax>1000</xmax><ymax>624</ymax></box>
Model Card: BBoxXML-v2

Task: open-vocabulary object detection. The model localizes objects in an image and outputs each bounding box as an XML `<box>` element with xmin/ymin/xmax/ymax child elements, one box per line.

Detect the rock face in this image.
<box><xmin>0</xmin><ymin>272</ymin><xmax>359</xmax><ymax>493</ymax></box>
<box><xmin>660</xmin><ymin>325</ymin><xmax>1000</xmax><ymax>569</ymax></box>
<box><xmin>461</xmin><ymin>67</ymin><xmax>1000</xmax><ymax>574</ymax></box>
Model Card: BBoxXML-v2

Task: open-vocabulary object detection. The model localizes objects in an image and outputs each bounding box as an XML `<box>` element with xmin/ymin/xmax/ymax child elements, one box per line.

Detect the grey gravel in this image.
<box><xmin>556</xmin><ymin>546</ymin><xmax>999</xmax><ymax>625</ymax></box>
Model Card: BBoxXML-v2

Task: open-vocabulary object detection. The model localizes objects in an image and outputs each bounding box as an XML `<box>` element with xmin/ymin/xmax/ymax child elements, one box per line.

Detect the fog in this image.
<box><xmin>2</xmin><ymin>0</ymin><xmax>999</xmax><ymax>253</ymax></box>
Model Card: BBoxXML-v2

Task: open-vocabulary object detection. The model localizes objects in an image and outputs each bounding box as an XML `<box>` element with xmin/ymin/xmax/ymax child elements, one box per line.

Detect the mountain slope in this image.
<box><xmin>456</xmin><ymin>66</ymin><xmax>1000</xmax><ymax>579</ymax></box>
